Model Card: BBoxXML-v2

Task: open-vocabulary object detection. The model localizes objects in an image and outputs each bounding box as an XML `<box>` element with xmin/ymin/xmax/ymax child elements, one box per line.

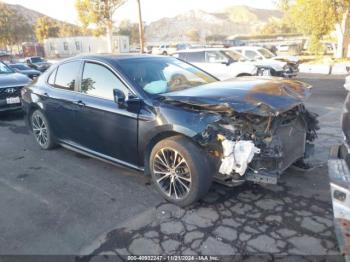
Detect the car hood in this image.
<box><xmin>160</xmin><ymin>77</ymin><xmax>312</xmax><ymax>117</ymax></box>
<box><xmin>0</xmin><ymin>73</ymin><xmax>31</xmax><ymax>88</ymax></box>
<box><xmin>21</xmin><ymin>69</ymin><xmax>41</xmax><ymax>74</ymax></box>
<box><xmin>273</xmin><ymin>55</ymin><xmax>299</xmax><ymax>64</ymax></box>
<box><xmin>254</xmin><ymin>59</ymin><xmax>285</xmax><ymax>71</ymax></box>
<box><xmin>33</xmin><ymin>62</ymin><xmax>51</xmax><ymax>68</ymax></box>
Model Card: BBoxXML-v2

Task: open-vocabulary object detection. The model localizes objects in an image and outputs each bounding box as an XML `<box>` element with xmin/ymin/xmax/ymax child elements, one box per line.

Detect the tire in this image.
<box><xmin>30</xmin><ymin>109</ymin><xmax>55</xmax><ymax>150</ymax></box>
<box><xmin>162</xmin><ymin>51</ymin><xmax>168</xmax><ymax>56</ymax></box>
<box><xmin>149</xmin><ymin>135</ymin><xmax>213</xmax><ymax>206</ymax></box>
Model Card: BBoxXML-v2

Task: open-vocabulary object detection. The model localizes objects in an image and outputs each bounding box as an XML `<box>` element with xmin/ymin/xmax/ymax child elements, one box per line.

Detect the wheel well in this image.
<box><xmin>236</xmin><ymin>73</ymin><xmax>252</xmax><ymax>77</ymax></box>
<box><xmin>143</xmin><ymin>131</ymin><xmax>186</xmax><ymax>175</ymax></box>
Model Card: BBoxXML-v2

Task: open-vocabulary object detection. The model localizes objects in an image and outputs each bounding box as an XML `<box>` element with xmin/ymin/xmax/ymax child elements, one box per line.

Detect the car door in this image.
<box><xmin>74</xmin><ymin>61</ymin><xmax>139</xmax><ymax>165</ymax></box>
<box><xmin>199</xmin><ymin>51</ymin><xmax>232</xmax><ymax>80</ymax></box>
<box><xmin>43</xmin><ymin>60</ymin><xmax>81</xmax><ymax>142</ymax></box>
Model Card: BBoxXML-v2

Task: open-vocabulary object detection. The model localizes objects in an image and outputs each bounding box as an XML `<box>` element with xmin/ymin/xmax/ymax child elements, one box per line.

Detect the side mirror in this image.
<box><xmin>113</xmin><ymin>89</ymin><xmax>126</xmax><ymax>107</ymax></box>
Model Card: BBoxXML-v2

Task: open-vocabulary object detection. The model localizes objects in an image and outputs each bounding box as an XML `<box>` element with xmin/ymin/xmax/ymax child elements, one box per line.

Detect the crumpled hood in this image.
<box><xmin>254</xmin><ymin>59</ymin><xmax>286</xmax><ymax>71</ymax></box>
<box><xmin>161</xmin><ymin>77</ymin><xmax>312</xmax><ymax>117</ymax></box>
<box><xmin>0</xmin><ymin>73</ymin><xmax>31</xmax><ymax>88</ymax></box>
<box><xmin>273</xmin><ymin>55</ymin><xmax>299</xmax><ymax>64</ymax></box>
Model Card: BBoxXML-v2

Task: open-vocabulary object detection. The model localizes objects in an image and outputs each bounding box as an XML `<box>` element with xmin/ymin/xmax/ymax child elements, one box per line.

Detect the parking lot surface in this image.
<box><xmin>0</xmin><ymin>74</ymin><xmax>347</xmax><ymax>257</ymax></box>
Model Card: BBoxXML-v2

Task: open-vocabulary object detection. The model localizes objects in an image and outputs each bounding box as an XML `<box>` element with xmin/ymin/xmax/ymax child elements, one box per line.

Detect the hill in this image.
<box><xmin>145</xmin><ymin>6</ymin><xmax>283</xmax><ymax>42</ymax></box>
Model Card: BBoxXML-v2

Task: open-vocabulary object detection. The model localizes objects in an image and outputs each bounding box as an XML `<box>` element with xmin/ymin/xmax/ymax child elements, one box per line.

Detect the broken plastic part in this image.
<box><xmin>219</xmin><ymin>139</ymin><xmax>261</xmax><ymax>176</ymax></box>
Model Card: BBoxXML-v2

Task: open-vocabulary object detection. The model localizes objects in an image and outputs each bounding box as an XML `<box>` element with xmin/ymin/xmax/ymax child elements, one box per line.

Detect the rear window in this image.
<box><xmin>54</xmin><ymin>61</ymin><xmax>80</xmax><ymax>90</ymax></box>
<box><xmin>180</xmin><ymin>51</ymin><xmax>205</xmax><ymax>63</ymax></box>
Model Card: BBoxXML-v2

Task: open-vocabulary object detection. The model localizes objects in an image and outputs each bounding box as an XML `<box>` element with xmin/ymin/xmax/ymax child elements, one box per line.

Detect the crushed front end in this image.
<box><xmin>162</xmin><ymin>78</ymin><xmax>318</xmax><ymax>186</ymax></box>
<box><xmin>195</xmin><ymin>105</ymin><xmax>318</xmax><ymax>186</ymax></box>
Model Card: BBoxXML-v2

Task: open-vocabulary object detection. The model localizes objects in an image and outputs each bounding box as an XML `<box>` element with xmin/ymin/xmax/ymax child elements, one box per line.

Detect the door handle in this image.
<box><xmin>74</xmin><ymin>100</ymin><xmax>86</xmax><ymax>107</ymax></box>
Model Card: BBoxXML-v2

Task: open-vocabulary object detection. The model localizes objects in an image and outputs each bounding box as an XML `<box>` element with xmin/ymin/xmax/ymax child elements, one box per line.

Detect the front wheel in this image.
<box><xmin>150</xmin><ymin>136</ymin><xmax>213</xmax><ymax>206</ymax></box>
<box><xmin>31</xmin><ymin>110</ymin><xmax>55</xmax><ymax>150</ymax></box>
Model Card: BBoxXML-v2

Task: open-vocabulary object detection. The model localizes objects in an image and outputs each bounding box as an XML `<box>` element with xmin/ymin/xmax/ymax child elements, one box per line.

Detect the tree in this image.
<box><xmin>185</xmin><ymin>29</ymin><xmax>200</xmax><ymax>42</ymax></box>
<box><xmin>280</xmin><ymin>0</ymin><xmax>350</xmax><ymax>57</ymax></box>
<box><xmin>0</xmin><ymin>3</ymin><xmax>32</xmax><ymax>49</ymax></box>
<box><xmin>332</xmin><ymin>0</ymin><xmax>350</xmax><ymax>58</ymax></box>
<box><xmin>75</xmin><ymin>0</ymin><xmax>126</xmax><ymax>52</ymax></box>
<box><xmin>290</xmin><ymin>0</ymin><xmax>336</xmax><ymax>54</ymax></box>
<box><xmin>261</xmin><ymin>17</ymin><xmax>296</xmax><ymax>35</ymax></box>
<box><xmin>117</xmin><ymin>20</ymin><xmax>139</xmax><ymax>45</ymax></box>
<box><xmin>35</xmin><ymin>17</ymin><xmax>60</xmax><ymax>43</ymax></box>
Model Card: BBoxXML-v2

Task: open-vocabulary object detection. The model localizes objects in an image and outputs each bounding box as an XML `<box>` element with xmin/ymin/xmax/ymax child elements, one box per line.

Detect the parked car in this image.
<box><xmin>25</xmin><ymin>56</ymin><xmax>51</xmax><ymax>72</ymax></box>
<box><xmin>173</xmin><ymin>49</ymin><xmax>259</xmax><ymax>80</ymax></box>
<box><xmin>9</xmin><ymin>63</ymin><xmax>41</xmax><ymax>79</ymax></box>
<box><xmin>22</xmin><ymin>54</ymin><xmax>318</xmax><ymax>206</ymax></box>
<box><xmin>0</xmin><ymin>61</ymin><xmax>31</xmax><ymax>112</ymax></box>
<box><xmin>231</xmin><ymin>46</ymin><xmax>299</xmax><ymax>77</ymax></box>
<box><xmin>328</xmin><ymin>75</ymin><xmax>350</xmax><ymax>258</ymax></box>
<box><xmin>217</xmin><ymin>48</ymin><xmax>293</xmax><ymax>78</ymax></box>
<box><xmin>152</xmin><ymin>44</ymin><xmax>178</xmax><ymax>55</ymax></box>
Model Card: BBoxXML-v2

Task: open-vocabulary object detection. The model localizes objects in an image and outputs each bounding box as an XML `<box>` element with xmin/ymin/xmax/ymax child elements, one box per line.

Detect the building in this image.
<box><xmin>43</xmin><ymin>35</ymin><xmax>129</xmax><ymax>58</ymax></box>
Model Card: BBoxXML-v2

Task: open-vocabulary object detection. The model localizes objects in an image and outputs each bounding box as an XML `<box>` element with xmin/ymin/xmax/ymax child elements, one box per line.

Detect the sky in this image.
<box><xmin>3</xmin><ymin>0</ymin><xmax>276</xmax><ymax>25</ymax></box>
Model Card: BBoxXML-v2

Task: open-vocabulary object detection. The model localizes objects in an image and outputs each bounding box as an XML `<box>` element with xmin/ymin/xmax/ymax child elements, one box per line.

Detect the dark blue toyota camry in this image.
<box><xmin>21</xmin><ymin>54</ymin><xmax>317</xmax><ymax>206</ymax></box>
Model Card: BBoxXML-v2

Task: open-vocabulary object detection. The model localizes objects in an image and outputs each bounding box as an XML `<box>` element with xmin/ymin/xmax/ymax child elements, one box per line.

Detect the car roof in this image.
<box><xmin>63</xmin><ymin>53</ymin><xmax>168</xmax><ymax>64</ymax></box>
<box><xmin>175</xmin><ymin>48</ymin><xmax>232</xmax><ymax>53</ymax></box>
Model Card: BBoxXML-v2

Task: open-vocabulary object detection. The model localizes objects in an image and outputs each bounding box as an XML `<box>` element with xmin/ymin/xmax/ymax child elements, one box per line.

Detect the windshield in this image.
<box><xmin>258</xmin><ymin>48</ymin><xmax>275</xmax><ymax>59</ymax></box>
<box><xmin>222</xmin><ymin>50</ymin><xmax>245</xmax><ymax>61</ymax></box>
<box><xmin>116</xmin><ymin>57</ymin><xmax>217</xmax><ymax>95</ymax></box>
<box><xmin>0</xmin><ymin>62</ymin><xmax>14</xmax><ymax>74</ymax></box>
<box><xmin>31</xmin><ymin>57</ymin><xmax>45</xmax><ymax>63</ymax></box>
<box><xmin>10</xmin><ymin>64</ymin><xmax>30</xmax><ymax>70</ymax></box>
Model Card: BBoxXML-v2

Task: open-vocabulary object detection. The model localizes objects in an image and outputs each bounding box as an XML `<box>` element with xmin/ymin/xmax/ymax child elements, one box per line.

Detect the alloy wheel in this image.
<box><xmin>32</xmin><ymin>113</ymin><xmax>48</xmax><ymax>147</ymax></box>
<box><xmin>153</xmin><ymin>147</ymin><xmax>192</xmax><ymax>200</ymax></box>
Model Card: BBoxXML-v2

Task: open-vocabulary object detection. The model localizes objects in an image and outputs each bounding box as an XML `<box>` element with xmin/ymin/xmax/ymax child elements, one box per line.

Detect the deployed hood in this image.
<box><xmin>254</xmin><ymin>59</ymin><xmax>286</xmax><ymax>71</ymax></box>
<box><xmin>273</xmin><ymin>55</ymin><xmax>299</xmax><ymax>64</ymax></box>
<box><xmin>161</xmin><ymin>77</ymin><xmax>311</xmax><ymax>117</ymax></box>
<box><xmin>0</xmin><ymin>73</ymin><xmax>31</xmax><ymax>88</ymax></box>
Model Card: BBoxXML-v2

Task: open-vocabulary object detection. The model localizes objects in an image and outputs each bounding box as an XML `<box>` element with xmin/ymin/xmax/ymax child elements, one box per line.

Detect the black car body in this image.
<box><xmin>25</xmin><ymin>56</ymin><xmax>51</xmax><ymax>72</ymax></box>
<box><xmin>22</xmin><ymin>54</ymin><xmax>318</xmax><ymax>206</ymax></box>
<box><xmin>9</xmin><ymin>63</ymin><xmax>41</xmax><ymax>79</ymax></box>
<box><xmin>0</xmin><ymin>61</ymin><xmax>31</xmax><ymax>112</ymax></box>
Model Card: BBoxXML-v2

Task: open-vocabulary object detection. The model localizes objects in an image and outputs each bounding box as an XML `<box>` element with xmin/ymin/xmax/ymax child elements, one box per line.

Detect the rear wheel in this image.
<box><xmin>31</xmin><ymin>110</ymin><xmax>55</xmax><ymax>150</ymax></box>
<box><xmin>150</xmin><ymin>136</ymin><xmax>213</xmax><ymax>206</ymax></box>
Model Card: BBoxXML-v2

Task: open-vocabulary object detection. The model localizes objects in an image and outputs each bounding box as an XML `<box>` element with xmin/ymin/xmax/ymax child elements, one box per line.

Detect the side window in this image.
<box><xmin>205</xmin><ymin>51</ymin><xmax>228</xmax><ymax>63</ymax></box>
<box><xmin>177</xmin><ymin>53</ymin><xmax>187</xmax><ymax>61</ymax></box>
<box><xmin>245</xmin><ymin>50</ymin><xmax>259</xmax><ymax>59</ymax></box>
<box><xmin>185</xmin><ymin>52</ymin><xmax>205</xmax><ymax>63</ymax></box>
<box><xmin>54</xmin><ymin>61</ymin><xmax>80</xmax><ymax>90</ymax></box>
<box><xmin>81</xmin><ymin>62</ymin><xmax>129</xmax><ymax>100</ymax></box>
<box><xmin>47</xmin><ymin>68</ymin><xmax>57</xmax><ymax>85</ymax></box>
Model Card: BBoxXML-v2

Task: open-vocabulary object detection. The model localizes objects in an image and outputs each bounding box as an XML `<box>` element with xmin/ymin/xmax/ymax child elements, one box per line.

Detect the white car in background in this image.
<box><xmin>152</xmin><ymin>44</ymin><xmax>178</xmax><ymax>55</ymax></box>
<box><xmin>231</xmin><ymin>46</ymin><xmax>299</xmax><ymax>77</ymax></box>
<box><xmin>173</xmin><ymin>49</ymin><xmax>259</xmax><ymax>80</ymax></box>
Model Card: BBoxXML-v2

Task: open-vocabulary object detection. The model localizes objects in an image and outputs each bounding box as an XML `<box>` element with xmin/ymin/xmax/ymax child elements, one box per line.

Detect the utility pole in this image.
<box><xmin>136</xmin><ymin>0</ymin><xmax>144</xmax><ymax>53</ymax></box>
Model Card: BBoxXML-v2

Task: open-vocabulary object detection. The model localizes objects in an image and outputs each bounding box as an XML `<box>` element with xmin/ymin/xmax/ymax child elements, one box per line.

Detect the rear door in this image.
<box><xmin>73</xmin><ymin>61</ymin><xmax>139</xmax><ymax>165</ymax></box>
<box><xmin>43</xmin><ymin>60</ymin><xmax>81</xmax><ymax>142</ymax></box>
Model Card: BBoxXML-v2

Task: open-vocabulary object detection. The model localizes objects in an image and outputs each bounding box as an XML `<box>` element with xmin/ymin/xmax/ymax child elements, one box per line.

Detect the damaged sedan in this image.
<box><xmin>21</xmin><ymin>55</ymin><xmax>318</xmax><ymax>206</ymax></box>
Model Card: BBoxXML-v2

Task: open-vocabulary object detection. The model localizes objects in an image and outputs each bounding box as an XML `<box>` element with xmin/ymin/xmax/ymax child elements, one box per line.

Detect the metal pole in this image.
<box><xmin>137</xmin><ymin>0</ymin><xmax>144</xmax><ymax>53</ymax></box>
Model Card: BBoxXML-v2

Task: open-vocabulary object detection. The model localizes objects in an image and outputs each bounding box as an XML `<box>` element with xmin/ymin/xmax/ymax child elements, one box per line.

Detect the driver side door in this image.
<box><xmin>73</xmin><ymin>61</ymin><xmax>140</xmax><ymax>165</ymax></box>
